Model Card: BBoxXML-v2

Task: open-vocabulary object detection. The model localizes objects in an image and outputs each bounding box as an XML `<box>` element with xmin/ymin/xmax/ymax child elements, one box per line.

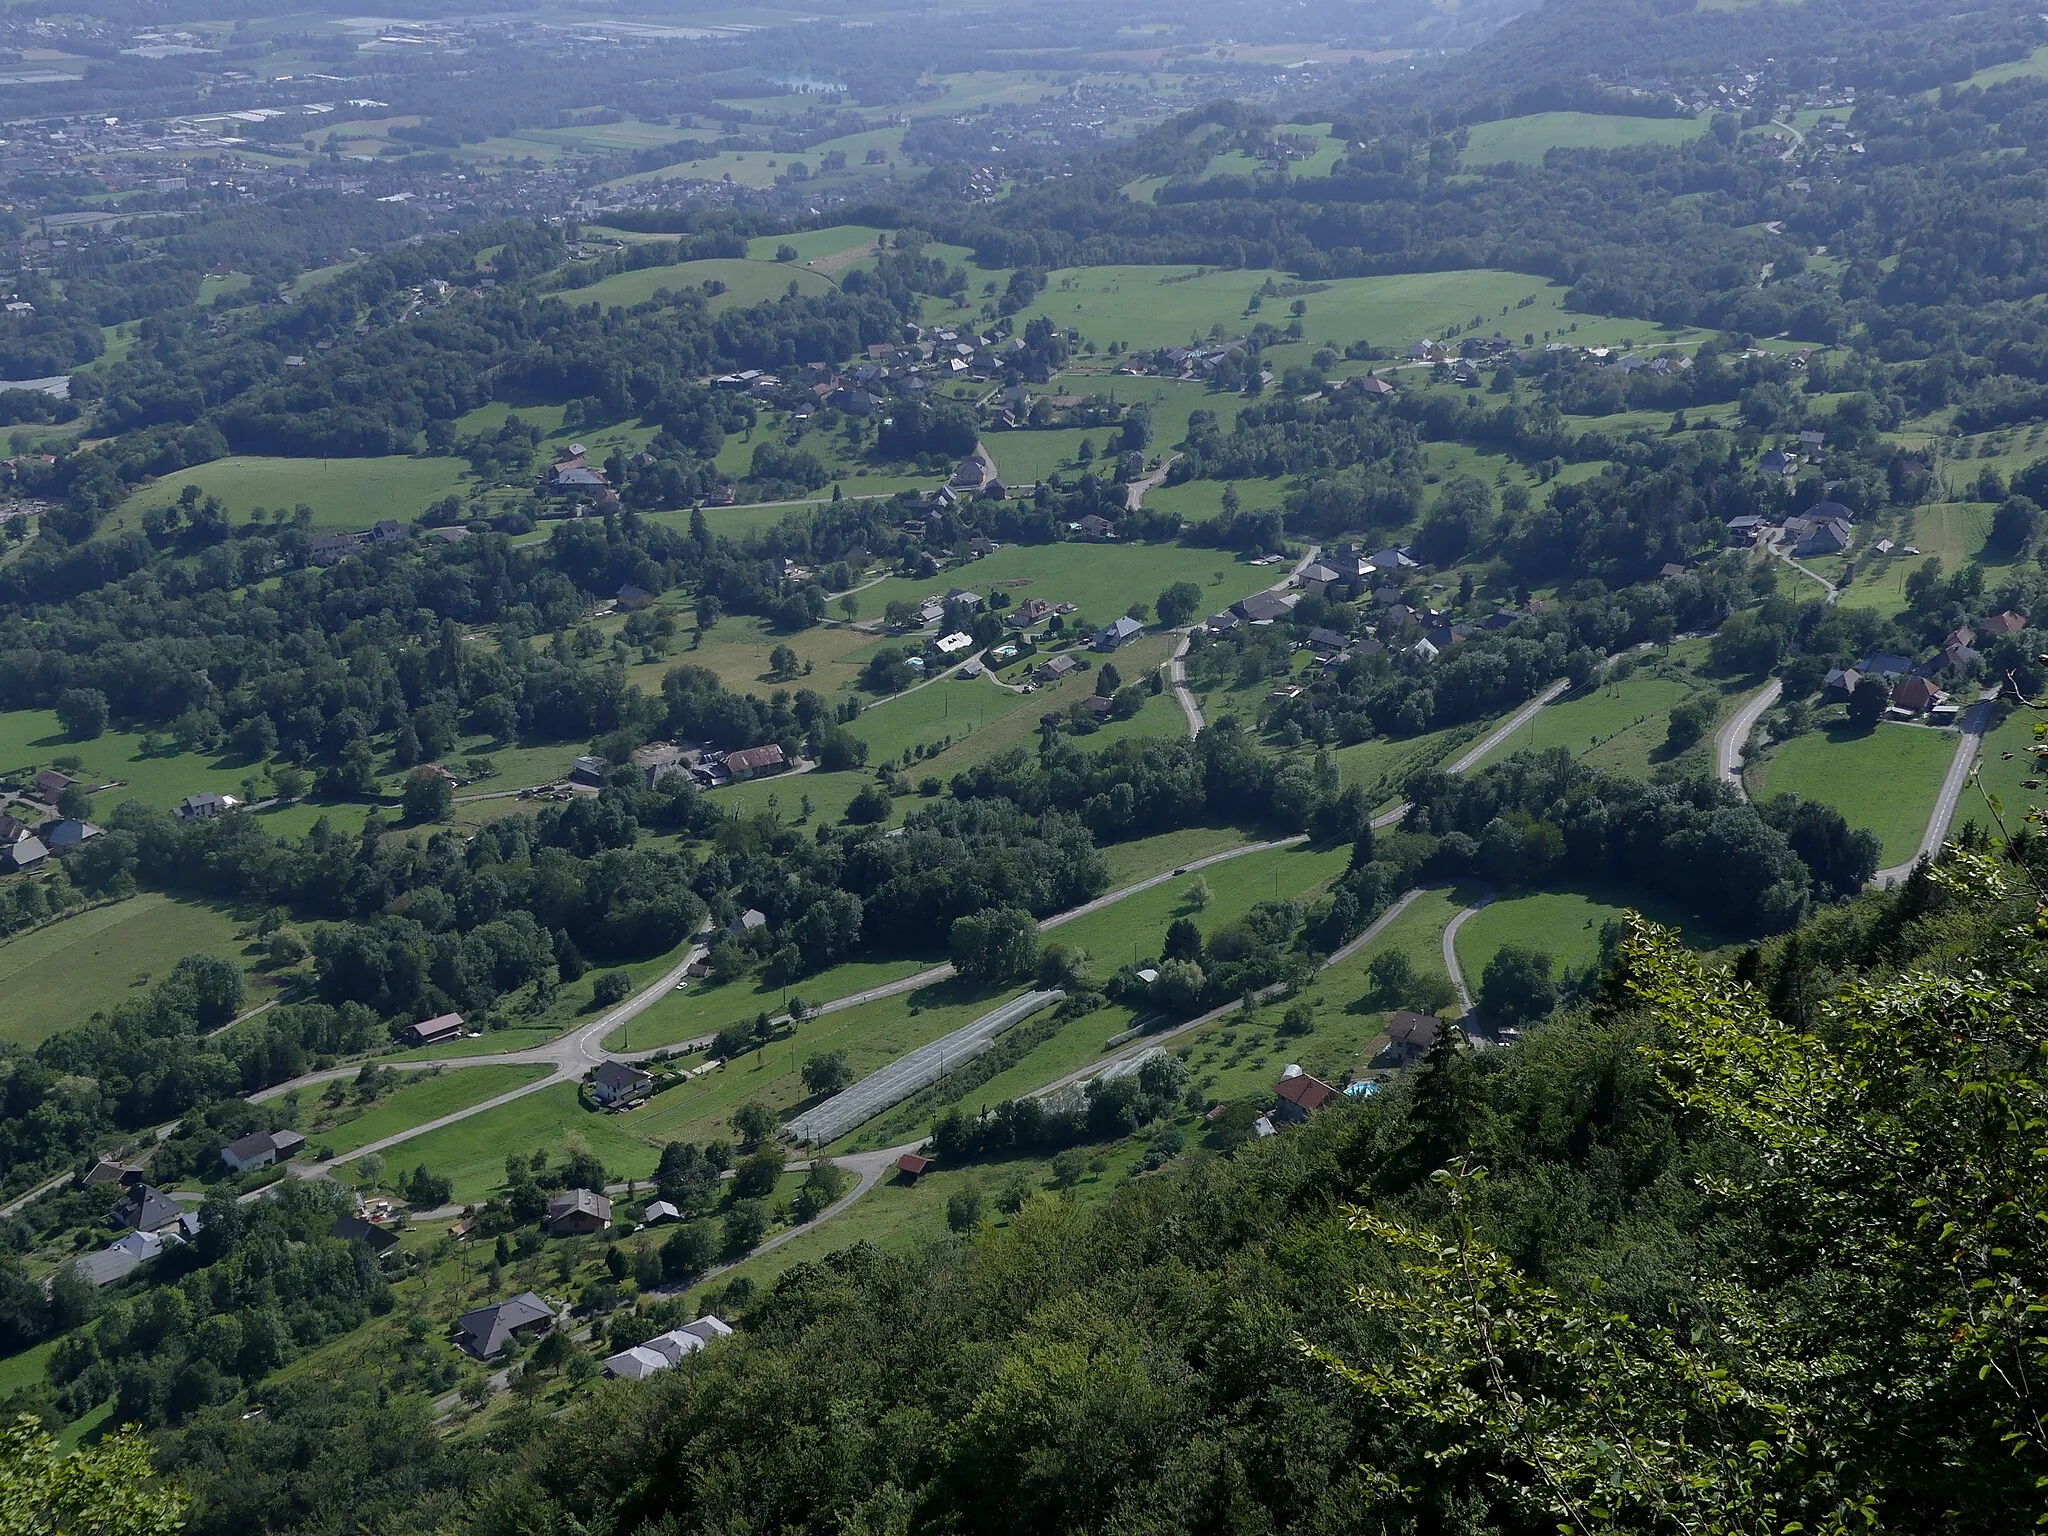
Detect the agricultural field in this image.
<box><xmin>657</xmin><ymin>616</ymin><xmax>875</xmax><ymax>698</ymax></box>
<box><xmin>1961</xmin><ymin>707</ymin><xmax>2046</xmax><ymax>841</ymax></box>
<box><xmin>1141</xmin><ymin>476</ymin><xmax>1282</xmax><ymax>522</ymax></box>
<box><xmin>0</xmin><ymin>893</ymin><xmax>257</xmax><ymax>1047</ymax></box>
<box><xmin>847</xmin><ymin>672</ymin><xmax>1043</xmax><ymax>766</ymax></box>
<box><xmin>1461</xmin><ymin>111</ymin><xmax>1710</xmax><ymax>165</ymax></box>
<box><xmin>1328</xmin><ymin>719</ymin><xmax>1475</xmax><ymax>807</ymax></box>
<box><xmin>568</xmin><ymin>257</ymin><xmax>837</xmax><ymax>312</ymax></box>
<box><xmin>743</xmin><ymin>224</ymin><xmax>887</xmax><ymax>265</ymax></box>
<box><xmin>1837</xmin><ymin>502</ymin><xmax>1997</xmax><ymax>617</ymax></box>
<box><xmin>1472</xmin><ymin>667</ymin><xmax>1708</xmax><ymax>777</ymax></box>
<box><xmin>0</xmin><ymin>706</ymin><xmax>298</xmax><ymax>817</ymax></box>
<box><xmin>110</xmin><ymin>455</ymin><xmax>472</xmax><ymax>532</ymax></box>
<box><xmin>1755</xmin><ymin>722</ymin><xmax>1959</xmax><ymax>865</ymax></box>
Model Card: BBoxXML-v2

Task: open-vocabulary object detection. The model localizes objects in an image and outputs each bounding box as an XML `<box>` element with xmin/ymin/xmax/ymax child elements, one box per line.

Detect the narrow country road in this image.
<box><xmin>1124</xmin><ymin>450</ymin><xmax>1181</xmax><ymax>512</ymax></box>
<box><xmin>1445</xmin><ymin>679</ymin><xmax>1572</xmax><ymax>775</ymax></box>
<box><xmin>1166</xmin><ymin>631</ymin><xmax>1204</xmax><ymax>737</ymax></box>
<box><xmin>1441</xmin><ymin>892</ymin><xmax>1495</xmax><ymax>1013</ymax></box>
<box><xmin>1873</xmin><ymin>693</ymin><xmax>1997</xmax><ymax>887</ymax></box>
<box><xmin>1716</xmin><ymin>679</ymin><xmax>1781</xmax><ymax>792</ymax></box>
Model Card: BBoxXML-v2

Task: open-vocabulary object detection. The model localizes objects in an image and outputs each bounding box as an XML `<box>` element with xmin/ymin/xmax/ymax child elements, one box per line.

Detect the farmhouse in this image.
<box><xmin>1033</xmin><ymin>654</ymin><xmax>1079</xmax><ymax>685</ymax></box>
<box><xmin>1</xmin><ymin>837</ymin><xmax>46</xmax><ymax>874</ymax></box>
<box><xmin>1892</xmin><ymin>675</ymin><xmax>1942</xmax><ymax>714</ymax></box>
<box><xmin>456</xmin><ymin>1292</ymin><xmax>555</xmax><ymax>1358</ymax></box>
<box><xmin>1075</xmin><ymin>514</ymin><xmax>1115</xmax><ymax>539</ymax></box>
<box><xmin>1379</xmin><ymin>1010</ymin><xmax>1445</xmax><ymax>1067</ymax></box>
<box><xmin>406</xmin><ymin>1012</ymin><xmax>465</xmax><ymax>1047</ymax></box>
<box><xmin>77</xmin><ymin>1230</ymin><xmax>168</xmax><ymax>1289</ymax></box>
<box><xmin>590</xmin><ymin>1060</ymin><xmax>653</xmax><ymax>1106</ymax></box>
<box><xmin>545</xmin><ymin>1189</ymin><xmax>613</xmax><ymax>1235</ymax></box>
<box><xmin>220</xmin><ymin>1128</ymin><xmax>307</xmax><ymax>1173</ymax></box>
<box><xmin>176</xmin><ymin>792</ymin><xmax>239</xmax><ymax>821</ymax></box>
<box><xmin>333</xmin><ymin>1212</ymin><xmax>401</xmax><ymax>1255</ymax></box>
<box><xmin>569</xmin><ymin>755</ymin><xmax>610</xmax><ymax>787</ymax></box>
<box><xmin>722</xmin><ymin>744</ymin><xmax>786</xmax><ymax>781</ymax></box>
<box><xmin>1233</xmin><ymin>591</ymin><xmax>1298</xmax><ymax>624</ymax></box>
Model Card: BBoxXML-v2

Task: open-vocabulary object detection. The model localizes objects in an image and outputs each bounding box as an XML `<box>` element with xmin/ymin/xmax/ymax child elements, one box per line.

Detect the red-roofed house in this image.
<box><xmin>1273</xmin><ymin>1071</ymin><xmax>1337</xmax><ymax>1124</ymax></box>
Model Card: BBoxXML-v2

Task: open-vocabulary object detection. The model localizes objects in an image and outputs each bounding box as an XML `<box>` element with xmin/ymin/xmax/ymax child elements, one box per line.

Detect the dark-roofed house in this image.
<box><xmin>33</xmin><ymin>770</ymin><xmax>72</xmax><ymax>802</ymax></box>
<box><xmin>1093</xmin><ymin>616</ymin><xmax>1143</xmax><ymax>651</ymax></box>
<box><xmin>456</xmin><ymin>1292</ymin><xmax>555</xmax><ymax>1358</ymax></box>
<box><xmin>0</xmin><ymin>813</ymin><xmax>28</xmax><ymax>847</ymax></box>
<box><xmin>221</xmin><ymin>1129</ymin><xmax>306</xmax><ymax>1173</ymax></box>
<box><xmin>1860</xmin><ymin>653</ymin><xmax>1914</xmax><ymax>678</ymax></box>
<box><xmin>726</xmin><ymin>908</ymin><xmax>767</xmax><ymax>940</ymax></box>
<box><xmin>1379</xmin><ymin>1010</ymin><xmax>1444</xmax><ymax>1067</ymax></box>
<box><xmin>1234</xmin><ymin>591</ymin><xmax>1297</xmax><ymax>624</ymax></box>
<box><xmin>77</xmin><ymin>1230</ymin><xmax>168</xmax><ymax>1289</ymax></box>
<box><xmin>602</xmin><ymin>1316</ymin><xmax>733</xmax><ymax>1379</ymax></box>
<box><xmin>615</xmin><ymin>583</ymin><xmax>656</xmax><ymax>610</ymax></box>
<box><xmin>1822</xmin><ymin>667</ymin><xmax>1862</xmax><ymax>703</ymax></box>
<box><xmin>1076</xmin><ymin>514</ymin><xmax>1115</xmax><ymax>539</ymax></box>
<box><xmin>40</xmin><ymin>819</ymin><xmax>100</xmax><ymax>852</ymax></box>
<box><xmin>334</xmin><ymin>1212</ymin><xmax>400</xmax><ymax>1255</ymax></box>
<box><xmin>111</xmin><ymin>1184</ymin><xmax>186</xmax><ymax>1235</ymax></box>
<box><xmin>176</xmin><ymin>792</ymin><xmax>237</xmax><ymax>820</ymax></box>
<box><xmin>80</xmin><ymin>1157</ymin><xmax>143</xmax><ymax>1189</ymax></box>
<box><xmin>405</xmin><ymin>1013</ymin><xmax>463</xmax><ymax>1048</ymax></box>
<box><xmin>1983</xmin><ymin>610</ymin><xmax>2029</xmax><ymax>637</ymax></box>
<box><xmin>1305</xmin><ymin>627</ymin><xmax>1350</xmax><ymax>656</ymax></box>
<box><xmin>569</xmin><ymin>755</ymin><xmax>609</xmax><ymax>788</ymax></box>
<box><xmin>545</xmin><ymin>1189</ymin><xmax>613</xmax><ymax>1236</ymax></box>
<box><xmin>1</xmin><ymin>837</ymin><xmax>46</xmax><ymax>874</ymax></box>
<box><xmin>1034</xmin><ymin>654</ymin><xmax>1079</xmax><ymax>685</ymax></box>
<box><xmin>590</xmin><ymin>1060</ymin><xmax>653</xmax><ymax>1106</ymax></box>
<box><xmin>1273</xmin><ymin>1069</ymin><xmax>1337</xmax><ymax>1124</ymax></box>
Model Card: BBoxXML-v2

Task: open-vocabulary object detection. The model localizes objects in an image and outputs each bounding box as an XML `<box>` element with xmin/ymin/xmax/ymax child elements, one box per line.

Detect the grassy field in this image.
<box><xmin>848</xmin><ymin>673</ymin><xmax>1044</xmax><ymax>766</ymax></box>
<box><xmin>655</xmin><ymin>616</ymin><xmax>875</xmax><ymax>699</ymax></box>
<box><xmin>336</xmin><ymin>1081</ymin><xmax>661</xmax><ymax>1203</ymax></box>
<box><xmin>1837</xmin><ymin>502</ymin><xmax>1996</xmax><ymax>618</ymax></box>
<box><xmin>1051</xmin><ymin>840</ymin><xmax>1352</xmax><ymax>974</ymax></box>
<box><xmin>1756</xmin><ymin>722</ymin><xmax>1959</xmax><ymax>865</ymax></box>
<box><xmin>0</xmin><ymin>893</ymin><xmax>256</xmax><ymax>1047</ymax></box>
<box><xmin>1473</xmin><ymin>671</ymin><xmax>1696</xmax><ymax>774</ymax></box>
<box><xmin>1461</xmin><ymin>111</ymin><xmax>1710</xmax><ymax>165</ymax></box>
<box><xmin>1329</xmin><ymin>720</ymin><xmax>1474</xmax><ymax>807</ymax></box>
<box><xmin>1962</xmin><ymin>707</ymin><xmax>2044</xmax><ymax>842</ymax></box>
<box><xmin>1007</xmin><ymin>265</ymin><xmax>1634</xmax><ymax>356</ymax></box>
<box><xmin>568</xmin><ymin>257</ymin><xmax>837</xmax><ymax>312</ymax></box>
<box><xmin>110</xmin><ymin>455</ymin><xmax>471</xmax><ymax>532</ymax></box>
<box><xmin>743</xmin><ymin>225</ymin><xmax>886</xmax><ymax>264</ymax></box>
<box><xmin>293</xmin><ymin>1064</ymin><xmax>553</xmax><ymax>1158</ymax></box>
<box><xmin>1455</xmin><ymin>890</ymin><xmax>1630</xmax><ymax>989</ymax></box>
<box><xmin>855</xmin><ymin>541</ymin><xmax>1273</xmax><ymax>640</ymax></box>
<box><xmin>605</xmin><ymin>955</ymin><xmax>938</xmax><ymax>1053</ymax></box>
<box><xmin>1946</xmin><ymin>44</ymin><xmax>2048</xmax><ymax>92</ymax></box>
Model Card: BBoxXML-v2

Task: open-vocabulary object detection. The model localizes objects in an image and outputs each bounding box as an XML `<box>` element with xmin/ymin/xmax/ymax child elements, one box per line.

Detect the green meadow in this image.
<box><xmin>1461</xmin><ymin>111</ymin><xmax>1710</xmax><ymax>165</ymax></box>
<box><xmin>1757</xmin><ymin>723</ymin><xmax>1959</xmax><ymax>865</ymax></box>
<box><xmin>111</xmin><ymin>455</ymin><xmax>472</xmax><ymax>532</ymax></box>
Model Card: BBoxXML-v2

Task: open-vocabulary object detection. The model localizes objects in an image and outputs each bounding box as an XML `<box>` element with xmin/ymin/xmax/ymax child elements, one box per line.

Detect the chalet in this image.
<box><xmin>722</xmin><ymin>744</ymin><xmax>786</xmax><ymax>781</ymax></box>
<box><xmin>1094</xmin><ymin>616</ymin><xmax>1143</xmax><ymax>651</ymax></box>
<box><xmin>602</xmin><ymin>1317</ymin><xmax>733</xmax><ymax>1379</ymax></box>
<box><xmin>1354</xmin><ymin>374</ymin><xmax>1397</xmax><ymax>397</ymax></box>
<box><xmin>1304</xmin><ymin>625</ymin><xmax>1351</xmax><ymax>656</ymax></box>
<box><xmin>545</xmin><ymin>1189</ymin><xmax>613</xmax><ymax>1236</ymax></box>
<box><xmin>1205</xmin><ymin>612</ymin><xmax>1242</xmax><ymax>635</ymax></box>
<box><xmin>1273</xmin><ymin>1068</ymin><xmax>1338</xmax><ymax>1124</ymax></box>
<box><xmin>0</xmin><ymin>814</ymin><xmax>28</xmax><ymax>847</ymax></box>
<box><xmin>369</xmin><ymin>518</ymin><xmax>409</xmax><ymax>544</ymax></box>
<box><xmin>1945</xmin><ymin>626</ymin><xmax>1976</xmax><ymax>651</ymax></box>
<box><xmin>1794</xmin><ymin>518</ymin><xmax>1851</xmax><ymax>557</ymax></box>
<box><xmin>943</xmin><ymin>587</ymin><xmax>983</xmax><ymax>612</ymax></box>
<box><xmin>950</xmin><ymin>455</ymin><xmax>988</xmax><ymax>490</ymax></box>
<box><xmin>1075</xmin><ymin>514</ymin><xmax>1115</xmax><ymax>539</ymax></box>
<box><xmin>590</xmin><ymin>1060</ymin><xmax>653</xmax><ymax>1106</ymax></box>
<box><xmin>110</xmin><ymin>1184</ymin><xmax>187</xmax><ymax>1235</ymax></box>
<box><xmin>1860</xmin><ymin>653</ymin><xmax>1914</xmax><ymax>678</ymax></box>
<box><xmin>456</xmin><ymin>1292</ymin><xmax>555</xmax><ymax>1358</ymax></box>
<box><xmin>80</xmin><ymin>1158</ymin><xmax>144</xmax><ymax>1189</ymax></box>
<box><xmin>642</xmin><ymin>1200</ymin><xmax>683</xmax><ymax>1225</ymax></box>
<box><xmin>1365</xmin><ymin>547</ymin><xmax>1419</xmax><ymax>572</ymax></box>
<box><xmin>1009</xmin><ymin>597</ymin><xmax>1054</xmax><ymax>628</ymax></box>
<box><xmin>1759</xmin><ymin>449</ymin><xmax>1799</xmax><ymax>476</ymax></box>
<box><xmin>406</xmin><ymin>1012</ymin><xmax>465</xmax><ymax>1047</ymax></box>
<box><xmin>1033</xmin><ymin>654</ymin><xmax>1079</xmax><ymax>685</ymax></box>
<box><xmin>1942</xmin><ymin>640</ymin><xmax>1983</xmax><ymax>674</ymax></box>
<box><xmin>1298</xmin><ymin>561</ymin><xmax>1343</xmax><ymax>596</ymax></box>
<box><xmin>220</xmin><ymin>1129</ymin><xmax>306</xmax><ymax>1173</ymax></box>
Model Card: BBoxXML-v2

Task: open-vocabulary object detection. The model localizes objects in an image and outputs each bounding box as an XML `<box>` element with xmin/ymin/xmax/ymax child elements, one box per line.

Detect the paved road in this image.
<box><xmin>1446</xmin><ymin>679</ymin><xmax>1572</xmax><ymax>775</ymax></box>
<box><xmin>1166</xmin><ymin>631</ymin><xmax>1204</xmax><ymax>738</ymax></box>
<box><xmin>1124</xmin><ymin>450</ymin><xmax>1181</xmax><ymax>513</ymax></box>
<box><xmin>1769</xmin><ymin>532</ymin><xmax>1839</xmax><ymax>601</ymax></box>
<box><xmin>1441</xmin><ymin>892</ymin><xmax>1495</xmax><ymax>1012</ymax></box>
<box><xmin>1716</xmin><ymin>679</ymin><xmax>1782</xmax><ymax>791</ymax></box>
<box><xmin>1874</xmin><ymin>695</ymin><xmax>1996</xmax><ymax>887</ymax></box>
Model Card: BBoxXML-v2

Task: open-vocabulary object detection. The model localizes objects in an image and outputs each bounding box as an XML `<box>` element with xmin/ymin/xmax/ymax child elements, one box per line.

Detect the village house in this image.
<box><xmin>176</xmin><ymin>792</ymin><xmax>239</xmax><ymax>821</ymax></box>
<box><xmin>602</xmin><ymin>1316</ymin><xmax>734</xmax><ymax>1379</ymax></box>
<box><xmin>1033</xmin><ymin>654</ymin><xmax>1079</xmax><ymax>685</ymax></box>
<box><xmin>1273</xmin><ymin>1067</ymin><xmax>1338</xmax><ymax>1124</ymax></box>
<box><xmin>726</xmin><ymin>908</ymin><xmax>768</xmax><ymax>941</ymax></box>
<box><xmin>220</xmin><ymin>1128</ymin><xmax>306</xmax><ymax>1173</ymax></box>
<box><xmin>456</xmin><ymin>1292</ymin><xmax>556</xmax><ymax>1358</ymax></box>
<box><xmin>110</xmin><ymin>1184</ymin><xmax>188</xmax><ymax>1235</ymax></box>
<box><xmin>1093</xmin><ymin>616</ymin><xmax>1143</xmax><ymax>651</ymax></box>
<box><xmin>545</xmin><ymin>1189</ymin><xmax>613</xmax><ymax>1236</ymax></box>
<box><xmin>333</xmin><ymin>1212</ymin><xmax>401</xmax><ymax>1256</ymax></box>
<box><xmin>590</xmin><ymin>1060</ymin><xmax>653</xmax><ymax>1106</ymax></box>
<box><xmin>722</xmin><ymin>743</ymin><xmax>786</xmax><ymax>781</ymax></box>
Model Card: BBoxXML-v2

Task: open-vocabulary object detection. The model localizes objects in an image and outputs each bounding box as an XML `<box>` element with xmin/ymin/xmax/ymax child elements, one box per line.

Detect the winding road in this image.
<box><xmin>1716</xmin><ymin>679</ymin><xmax>1781</xmax><ymax>790</ymax></box>
<box><xmin>1873</xmin><ymin>694</ymin><xmax>1996</xmax><ymax>887</ymax></box>
<box><xmin>1441</xmin><ymin>894</ymin><xmax>1494</xmax><ymax>1013</ymax></box>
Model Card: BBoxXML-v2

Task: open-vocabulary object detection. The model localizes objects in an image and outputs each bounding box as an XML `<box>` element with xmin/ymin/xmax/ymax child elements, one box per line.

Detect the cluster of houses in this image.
<box><xmin>1822</xmin><ymin>610</ymin><xmax>2025</xmax><ymax>721</ymax></box>
<box><xmin>309</xmin><ymin>517</ymin><xmax>417</xmax><ymax>567</ymax></box>
<box><xmin>1228</xmin><ymin>1009</ymin><xmax>1457</xmax><ymax>1143</ymax></box>
<box><xmin>1726</xmin><ymin>495</ymin><xmax>1869</xmax><ymax>557</ymax></box>
<box><xmin>0</xmin><ymin>794</ymin><xmax>100</xmax><ymax>876</ymax></box>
